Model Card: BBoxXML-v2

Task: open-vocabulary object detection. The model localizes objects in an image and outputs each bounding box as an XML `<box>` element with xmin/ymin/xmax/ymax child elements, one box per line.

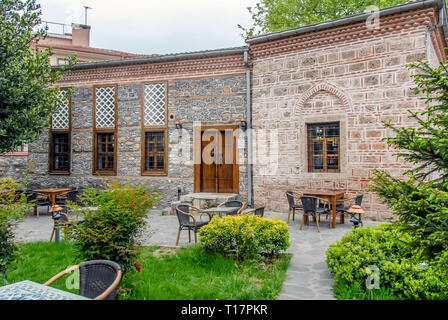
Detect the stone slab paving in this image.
<box><xmin>13</xmin><ymin>208</ymin><xmax>378</xmax><ymax>300</ymax></box>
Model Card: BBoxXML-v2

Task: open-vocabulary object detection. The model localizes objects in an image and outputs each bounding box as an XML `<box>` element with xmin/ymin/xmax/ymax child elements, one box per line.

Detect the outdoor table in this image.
<box><xmin>199</xmin><ymin>206</ymin><xmax>238</xmax><ymax>219</ymax></box>
<box><xmin>0</xmin><ymin>280</ymin><xmax>90</xmax><ymax>300</ymax></box>
<box><xmin>34</xmin><ymin>188</ymin><xmax>72</xmax><ymax>207</ymax></box>
<box><xmin>302</xmin><ymin>190</ymin><xmax>345</xmax><ymax>228</ymax></box>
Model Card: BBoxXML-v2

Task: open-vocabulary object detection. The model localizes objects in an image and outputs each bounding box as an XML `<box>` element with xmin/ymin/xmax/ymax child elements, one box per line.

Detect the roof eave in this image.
<box><xmin>245</xmin><ymin>0</ymin><xmax>448</xmax><ymax>45</ymax></box>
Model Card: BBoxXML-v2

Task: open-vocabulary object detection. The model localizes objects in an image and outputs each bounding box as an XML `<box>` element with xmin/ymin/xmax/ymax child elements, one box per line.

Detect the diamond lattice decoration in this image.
<box><xmin>95</xmin><ymin>87</ymin><xmax>116</xmax><ymax>128</ymax></box>
<box><xmin>52</xmin><ymin>91</ymin><xmax>69</xmax><ymax>129</ymax></box>
<box><xmin>144</xmin><ymin>83</ymin><xmax>165</xmax><ymax>126</ymax></box>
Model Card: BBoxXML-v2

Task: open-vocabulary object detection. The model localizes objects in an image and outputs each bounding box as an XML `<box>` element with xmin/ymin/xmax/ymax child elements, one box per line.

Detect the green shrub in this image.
<box><xmin>326</xmin><ymin>224</ymin><xmax>448</xmax><ymax>300</ymax></box>
<box><xmin>61</xmin><ymin>180</ymin><xmax>160</xmax><ymax>271</ymax></box>
<box><xmin>199</xmin><ymin>215</ymin><xmax>290</xmax><ymax>260</ymax></box>
<box><xmin>0</xmin><ymin>177</ymin><xmax>31</xmax><ymax>282</ymax></box>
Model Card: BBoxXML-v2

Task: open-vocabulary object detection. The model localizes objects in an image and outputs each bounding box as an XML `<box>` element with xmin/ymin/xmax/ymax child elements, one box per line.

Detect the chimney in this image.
<box><xmin>71</xmin><ymin>23</ymin><xmax>90</xmax><ymax>47</ymax></box>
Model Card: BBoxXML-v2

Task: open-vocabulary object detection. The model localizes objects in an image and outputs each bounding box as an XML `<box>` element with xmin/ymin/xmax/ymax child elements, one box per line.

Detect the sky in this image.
<box><xmin>36</xmin><ymin>0</ymin><xmax>259</xmax><ymax>55</ymax></box>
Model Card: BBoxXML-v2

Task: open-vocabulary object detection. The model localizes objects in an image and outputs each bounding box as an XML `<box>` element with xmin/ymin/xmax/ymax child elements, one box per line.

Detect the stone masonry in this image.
<box><xmin>26</xmin><ymin>51</ymin><xmax>249</xmax><ymax>209</ymax></box>
<box><xmin>249</xmin><ymin>5</ymin><xmax>446</xmax><ymax>221</ymax></box>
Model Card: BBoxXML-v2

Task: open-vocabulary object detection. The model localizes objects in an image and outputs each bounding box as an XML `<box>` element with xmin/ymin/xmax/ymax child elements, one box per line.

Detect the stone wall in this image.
<box><xmin>249</xmin><ymin>6</ymin><xmax>446</xmax><ymax>221</ymax></box>
<box><xmin>26</xmin><ymin>72</ymin><xmax>248</xmax><ymax>209</ymax></box>
<box><xmin>0</xmin><ymin>154</ymin><xmax>28</xmax><ymax>182</ymax></box>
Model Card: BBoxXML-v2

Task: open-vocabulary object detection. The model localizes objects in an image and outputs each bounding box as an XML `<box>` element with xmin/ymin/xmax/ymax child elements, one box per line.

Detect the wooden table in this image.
<box><xmin>302</xmin><ymin>190</ymin><xmax>345</xmax><ymax>228</ymax></box>
<box><xmin>34</xmin><ymin>188</ymin><xmax>72</xmax><ymax>207</ymax></box>
<box><xmin>0</xmin><ymin>280</ymin><xmax>90</xmax><ymax>300</ymax></box>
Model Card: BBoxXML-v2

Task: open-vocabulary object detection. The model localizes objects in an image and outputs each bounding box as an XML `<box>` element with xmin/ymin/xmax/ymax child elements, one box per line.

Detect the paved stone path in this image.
<box><xmin>13</xmin><ymin>208</ymin><xmax>377</xmax><ymax>300</ymax></box>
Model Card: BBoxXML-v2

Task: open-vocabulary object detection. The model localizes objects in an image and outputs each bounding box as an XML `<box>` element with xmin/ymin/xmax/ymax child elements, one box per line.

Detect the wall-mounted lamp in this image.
<box><xmin>240</xmin><ymin>118</ymin><xmax>247</xmax><ymax>132</ymax></box>
<box><xmin>175</xmin><ymin>120</ymin><xmax>182</xmax><ymax>138</ymax></box>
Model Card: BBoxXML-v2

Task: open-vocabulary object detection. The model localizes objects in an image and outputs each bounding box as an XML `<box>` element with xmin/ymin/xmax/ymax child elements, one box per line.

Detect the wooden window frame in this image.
<box><xmin>93</xmin><ymin>84</ymin><xmax>118</xmax><ymax>176</ymax></box>
<box><xmin>141</xmin><ymin>81</ymin><xmax>168</xmax><ymax>176</ymax></box>
<box><xmin>307</xmin><ymin>122</ymin><xmax>341</xmax><ymax>173</ymax></box>
<box><xmin>49</xmin><ymin>90</ymin><xmax>71</xmax><ymax>175</ymax></box>
<box><xmin>141</xmin><ymin>128</ymin><xmax>168</xmax><ymax>176</ymax></box>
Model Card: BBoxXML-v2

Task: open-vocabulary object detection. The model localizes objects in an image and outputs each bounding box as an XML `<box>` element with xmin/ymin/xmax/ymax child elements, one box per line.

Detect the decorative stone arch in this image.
<box><xmin>295</xmin><ymin>82</ymin><xmax>350</xmax><ymax>114</ymax></box>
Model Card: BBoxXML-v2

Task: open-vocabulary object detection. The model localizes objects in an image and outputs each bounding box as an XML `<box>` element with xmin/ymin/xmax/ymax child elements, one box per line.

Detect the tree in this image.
<box><xmin>0</xmin><ymin>0</ymin><xmax>73</xmax><ymax>154</ymax></box>
<box><xmin>370</xmin><ymin>59</ymin><xmax>448</xmax><ymax>257</ymax></box>
<box><xmin>239</xmin><ymin>0</ymin><xmax>406</xmax><ymax>37</ymax></box>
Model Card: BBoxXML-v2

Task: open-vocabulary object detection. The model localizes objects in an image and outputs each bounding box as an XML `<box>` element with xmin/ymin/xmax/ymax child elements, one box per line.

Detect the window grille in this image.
<box><xmin>143</xmin><ymin>83</ymin><xmax>165</xmax><ymax>126</ymax></box>
<box><xmin>95</xmin><ymin>86</ymin><xmax>116</xmax><ymax>128</ymax></box>
<box><xmin>52</xmin><ymin>91</ymin><xmax>70</xmax><ymax>129</ymax></box>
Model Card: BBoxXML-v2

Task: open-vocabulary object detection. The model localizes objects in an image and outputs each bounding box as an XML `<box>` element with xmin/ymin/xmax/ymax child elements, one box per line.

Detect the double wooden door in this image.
<box><xmin>198</xmin><ymin>128</ymin><xmax>238</xmax><ymax>193</ymax></box>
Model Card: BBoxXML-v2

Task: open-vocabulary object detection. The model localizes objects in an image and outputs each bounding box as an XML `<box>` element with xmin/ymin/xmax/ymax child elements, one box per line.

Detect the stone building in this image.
<box><xmin>247</xmin><ymin>0</ymin><xmax>447</xmax><ymax>220</ymax></box>
<box><xmin>23</xmin><ymin>0</ymin><xmax>448</xmax><ymax>218</ymax></box>
<box><xmin>27</xmin><ymin>47</ymin><xmax>250</xmax><ymax>208</ymax></box>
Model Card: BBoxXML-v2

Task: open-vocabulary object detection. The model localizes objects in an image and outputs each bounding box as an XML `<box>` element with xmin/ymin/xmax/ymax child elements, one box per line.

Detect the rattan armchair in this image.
<box><xmin>217</xmin><ymin>200</ymin><xmax>246</xmax><ymax>215</ymax></box>
<box><xmin>299</xmin><ymin>196</ymin><xmax>332</xmax><ymax>232</ymax></box>
<box><xmin>336</xmin><ymin>194</ymin><xmax>364</xmax><ymax>223</ymax></box>
<box><xmin>44</xmin><ymin>260</ymin><xmax>122</xmax><ymax>300</ymax></box>
<box><xmin>175</xmin><ymin>204</ymin><xmax>210</xmax><ymax>246</ymax></box>
<box><xmin>241</xmin><ymin>206</ymin><xmax>265</xmax><ymax>217</ymax></box>
<box><xmin>286</xmin><ymin>191</ymin><xmax>303</xmax><ymax>223</ymax></box>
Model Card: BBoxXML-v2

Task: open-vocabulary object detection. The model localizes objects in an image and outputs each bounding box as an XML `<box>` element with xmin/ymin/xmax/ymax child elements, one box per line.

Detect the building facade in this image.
<box><xmin>19</xmin><ymin>0</ymin><xmax>448</xmax><ymax>218</ymax></box>
<box><xmin>27</xmin><ymin>48</ymin><xmax>250</xmax><ymax>208</ymax></box>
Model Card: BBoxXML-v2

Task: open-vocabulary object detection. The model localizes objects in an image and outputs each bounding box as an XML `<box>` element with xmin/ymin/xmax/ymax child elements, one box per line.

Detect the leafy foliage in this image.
<box><xmin>0</xmin><ymin>0</ymin><xmax>75</xmax><ymax>153</ymax></box>
<box><xmin>0</xmin><ymin>178</ymin><xmax>31</xmax><ymax>282</ymax></box>
<box><xmin>370</xmin><ymin>59</ymin><xmax>448</xmax><ymax>256</ymax></box>
<box><xmin>60</xmin><ymin>181</ymin><xmax>160</xmax><ymax>272</ymax></box>
<box><xmin>199</xmin><ymin>214</ymin><xmax>290</xmax><ymax>260</ymax></box>
<box><xmin>326</xmin><ymin>224</ymin><xmax>448</xmax><ymax>300</ymax></box>
<box><xmin>239</xmin><ymin>0</ymin><xmax>405</xmax><ymax>37</ymax></box>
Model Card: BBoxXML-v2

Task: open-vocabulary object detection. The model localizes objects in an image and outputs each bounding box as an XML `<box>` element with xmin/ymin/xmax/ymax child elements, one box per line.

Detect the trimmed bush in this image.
<box><xmin>61</xmin><ymin>180</ymin><xmax>160</xmax><ymax>271</ymax></box>
<box><xmin>199</xmin><ymin>215</ymin><xmax>290</xmax><ymax>260</ymax></box>
<box><xmin>326</xmin><ymin>224</ymin><xmax>448</xmax><ymax>300</ymax></box>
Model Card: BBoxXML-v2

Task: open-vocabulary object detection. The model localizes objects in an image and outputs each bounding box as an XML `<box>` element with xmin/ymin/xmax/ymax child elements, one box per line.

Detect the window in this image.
<box><xmin>50</xmin><ymin>90</ymin><xmax>70</xmax><ymax>174</ymax></box>
<box><xmin>96</xmin><ymin>133</ymin><xmax>115</xmax><ymax>171</ymax></box>
<box><xmin>142</xmin><ymin>82</ymin><xmax>167</xmax><ymax>175</ymax></box>
<box><xmin>307</xmin><ymin>122</ymin><xmax>340</xmax><ymax>173</ymax></box>
<box><xmin>94</xmin><ymin>85</ymin><xmax>117</xmax><ymax>175</ymax></box>
<box><xmin>143</xmin><ymin>130</ymin><xmax>167</xmax><ymax>174</ymax></box>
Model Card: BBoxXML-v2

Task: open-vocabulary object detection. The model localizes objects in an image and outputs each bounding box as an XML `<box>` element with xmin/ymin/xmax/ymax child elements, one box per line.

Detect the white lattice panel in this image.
<box><xmin>52</xmin><ymin>91</ymin><xmax>69</xmax><ymax>129</ymax></box>
<box><xmin>144</xmin><ymin>83</ymin><xmax>165</xmax><ymax>126</ymax></box>
<box><xmin>95</xmin><ymin>86</ymin><xmax>116</xmax><ymax>128</ymax></box>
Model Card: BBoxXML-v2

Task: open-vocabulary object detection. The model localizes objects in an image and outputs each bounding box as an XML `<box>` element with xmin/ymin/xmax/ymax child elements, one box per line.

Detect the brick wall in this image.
<box><xmin>250</xmin><ymin>6</ymin><xmax>446</xmax><ymax>221</ymax></box>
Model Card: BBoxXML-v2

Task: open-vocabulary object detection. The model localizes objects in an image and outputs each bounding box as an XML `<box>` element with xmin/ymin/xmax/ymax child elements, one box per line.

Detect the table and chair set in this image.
<box><xmin>174</xmin><ymin>200</ymin><xmax>265</xmax><ymax>246</ymax></box>
<box><xmin>286</xmin><ymin>189</ymin><xmax>365</xmax><ymax>232</ymax></box>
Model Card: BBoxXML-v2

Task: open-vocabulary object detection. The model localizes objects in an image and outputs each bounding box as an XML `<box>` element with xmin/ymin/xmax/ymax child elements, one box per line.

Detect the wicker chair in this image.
<box><xmin>44</xmin><ymin>260</ymin><xmax>122</xmax><ymax>300</ymax></box>
<box><xmin>175</xmin><ymin>204</ymin><xmax>210</xmax><ymax>246</ymax></box>
<box><xmin>217</xmin><ymin>200</ymin><xmax>246</xmax><ymax>216</ymax></box>
<box><xmin>25</xmin><ymin>190</ymin><xmax>51</xmax><ymax>217</ymax></box>
<box><xmin>286</xmin><ymin>191</ymin><xmax>303</xmax><ymax>223</ymax></box>
<box><xmin>55</xmin><ymin>189</ymin><xmax>79</xmax><ymax>213</ymax></box>
<box><xmin>242</xmin><ymin>206</ymin><xmax>265</xmax><ymax>217</ymax></box>
<box><xmin>299</xmin><ymin>196</ymin><xmax>331</xmax><ymax>232</ymax></box>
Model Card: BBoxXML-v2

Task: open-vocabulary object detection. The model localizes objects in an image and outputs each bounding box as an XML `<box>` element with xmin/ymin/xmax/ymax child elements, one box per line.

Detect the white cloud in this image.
<box><xmin>36</xmin><ymin>0</ymin><xmax>258</xmax><ymax>54</ymax></box>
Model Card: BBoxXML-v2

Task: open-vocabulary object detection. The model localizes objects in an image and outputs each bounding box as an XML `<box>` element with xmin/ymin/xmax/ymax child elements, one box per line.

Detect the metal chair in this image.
<box><xmin>44</xmin><ymin>260</ymin><xmax>122</xmax><ymax>300</ymax></box>
<box><xmin>217</xmin><ymin>200</ymin><xmax>245</xmax><ymax>216</ymax></box>
<box><xmin>286</xmin><ymin>191</ymin><xmax>303</xmax><ymax>223</ymax></box>
<box><xmin>299</xmin><ymin>196</ymin><xmax>331</xmax><ymax>232</ymax></box>
<box><xmin>175</xmin><ymin>204</ymin><xmax>210</xmax><ymax>246</ymax></box>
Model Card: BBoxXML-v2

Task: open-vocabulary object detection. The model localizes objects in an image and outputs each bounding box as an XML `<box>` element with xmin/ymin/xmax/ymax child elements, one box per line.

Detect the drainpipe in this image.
<box><xmin>244</xmin><ymin>49</ymin><xmax>253</xmax><ymax>207</ymax></box>
<box><xmin>425</xmin><ymin>4</ymin><xmax>446</xmax><ymax>181</ymax></box>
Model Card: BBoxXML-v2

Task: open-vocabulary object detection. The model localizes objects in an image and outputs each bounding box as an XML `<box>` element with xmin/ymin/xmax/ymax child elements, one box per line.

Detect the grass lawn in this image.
<box><xmin>4</xmin><ymin>241</ymin><xmax>291</xmax><ymax>300</ymax></box>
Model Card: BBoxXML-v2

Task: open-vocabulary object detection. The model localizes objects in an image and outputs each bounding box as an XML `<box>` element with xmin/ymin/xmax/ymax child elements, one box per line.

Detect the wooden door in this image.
<box><xmin>199</xmin><ymin>129</ymin><xmax>237</xmax><ymax>193</ymax></box>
